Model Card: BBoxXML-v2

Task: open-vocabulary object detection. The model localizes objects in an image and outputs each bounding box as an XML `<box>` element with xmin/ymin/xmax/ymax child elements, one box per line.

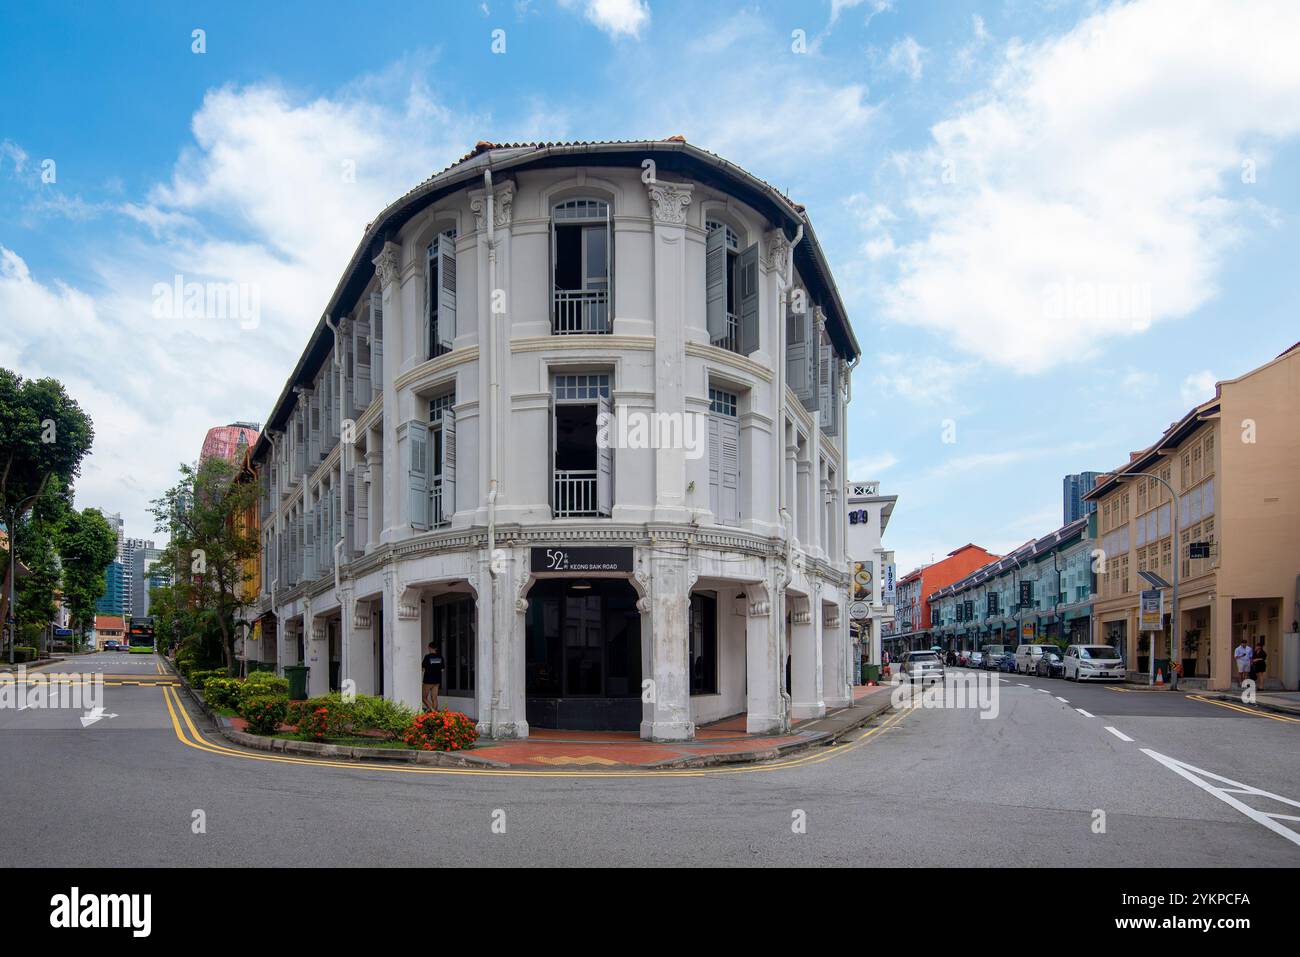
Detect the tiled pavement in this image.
<box><xmin>469</xmin><ymin>683</ymin><xmax>896</xmax><ymax>769</ymax></box>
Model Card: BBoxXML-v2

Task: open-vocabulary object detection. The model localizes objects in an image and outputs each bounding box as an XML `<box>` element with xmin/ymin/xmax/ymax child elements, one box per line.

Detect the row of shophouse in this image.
<box><xmin>224</xmin><ymin>138</ymin><xmax>866</xmax><ymax>739</ymax></box>
<box><xmin>885</xmin><ymin>341</ymin><xmax>1300</xmax><ymax>692</ymax></box>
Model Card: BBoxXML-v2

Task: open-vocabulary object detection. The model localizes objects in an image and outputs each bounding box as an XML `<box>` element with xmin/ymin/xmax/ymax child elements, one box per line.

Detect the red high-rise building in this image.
<box><xmin>200</xmin><ymin>422</ymin><xmax>261</xmax><ymax>463</ymax></box>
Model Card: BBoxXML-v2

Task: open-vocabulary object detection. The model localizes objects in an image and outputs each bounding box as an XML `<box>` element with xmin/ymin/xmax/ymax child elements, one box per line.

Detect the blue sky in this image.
<box><xmin>2</xmin><ymin>0</ymin><xmax>1298</xmax><ymax>573</ymax></box>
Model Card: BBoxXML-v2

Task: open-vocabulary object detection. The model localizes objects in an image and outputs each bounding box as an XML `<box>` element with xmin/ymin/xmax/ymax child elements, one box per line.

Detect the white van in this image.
<box><xmin>1015</xmin><ymin>644</ymin><xmax>1057</xmax><ymax>675</ymax></box>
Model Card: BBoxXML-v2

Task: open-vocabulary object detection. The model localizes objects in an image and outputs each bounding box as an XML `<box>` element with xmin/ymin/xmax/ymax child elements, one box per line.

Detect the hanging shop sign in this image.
<box><xmin>1139</xmin><ymin>589</ymin><xmax>1164</xmax><ymax>631</ymax></box>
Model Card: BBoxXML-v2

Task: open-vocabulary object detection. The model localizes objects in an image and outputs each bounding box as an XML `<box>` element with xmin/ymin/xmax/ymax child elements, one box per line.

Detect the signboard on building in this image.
<box><xmin>882</xmin><ymin>561</ymin><xmax>896</xmax><ymax>604</ymax></box>
<box><xmin>1139</xmin><ymin>589</ymin><xmax>1164</xmax><ymax>631</ymax></box>
<box><xmin>988</xmin><ymin>593</ymin><xmax>999</xmax><ymax>615</ymax></box>
<box><xmin>531</xmin><ymin>547</ymin><xmax>634</xmax><ymax>574</ymax></box>
<box><xmin>852</xmin><ymin>561</ymin><xmax>874</xmax><ymax>602</ymax></box>
<box><xmin>1022</xmin><ymin>622</ymin><xmax>1036</xmax><ymax>640</ymax></box>
<box><xmin>1019</xmin><ymin>581</ymin><xmax>1034</xmax><ymax>607</ymax></box>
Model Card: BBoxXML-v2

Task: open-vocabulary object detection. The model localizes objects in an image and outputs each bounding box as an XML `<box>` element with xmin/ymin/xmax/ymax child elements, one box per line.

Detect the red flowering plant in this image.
<box><xmin>297</xmin><ymin>704</ymin><xmax>334</xmax><ymax>741</ymax></box>
<box><xmin>238</xmin><ymin>694</ymin><xmax>289</xmax><ymax>735</ymax></box>
<box><xmin>401</xmin><ymin>710</ymin><xmax>479</xmax><ymax>752</ymax></box>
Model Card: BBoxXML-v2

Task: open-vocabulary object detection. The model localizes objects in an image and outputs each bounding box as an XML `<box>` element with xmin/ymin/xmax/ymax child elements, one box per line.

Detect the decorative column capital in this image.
<box><xmin>470</xmin><ymin>180</ymin><xmax>515</xmax><ymax>232</ymax></box>
<box><xmin>397</xmin><ymin>586</ymin><xmax>421</xmax><ymax>621</ymax></box>
<box><xmin>646</xmin><ymin>180</ymin><xmax>693</xmax><ymax>225</ymax></box>
<box><xmin>765</xmin><ymin>228</ymin><xmax>791</xmax><ymax>281</ymax></box>
<box><xmin>372</xmin><ymin>241</ymin><xmax>401</xmax><ymax>290</ymax></box>
<box><xmin>352</xmin><ymin>600</ymin><xmax>372</xmax><ymax>630</ymax></box>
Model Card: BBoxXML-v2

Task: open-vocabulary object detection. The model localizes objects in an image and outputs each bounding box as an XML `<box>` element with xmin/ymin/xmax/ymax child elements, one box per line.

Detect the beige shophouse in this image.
<box><xmin>1085</xmin><ymin>342</ymin><xmax>1299</xmax><ymax>691</ymax></box>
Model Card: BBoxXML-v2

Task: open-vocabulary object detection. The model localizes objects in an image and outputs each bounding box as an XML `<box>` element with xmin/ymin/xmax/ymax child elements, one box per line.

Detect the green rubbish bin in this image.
<box><xmin>284</xmin><ymin>664</ymin><xmax>309</xmax><ymax>700</ymax></box>
<box><xmin>862</xmin><ymin>663</ymin><xmax>881</xmax><ymax>684</ymax></box>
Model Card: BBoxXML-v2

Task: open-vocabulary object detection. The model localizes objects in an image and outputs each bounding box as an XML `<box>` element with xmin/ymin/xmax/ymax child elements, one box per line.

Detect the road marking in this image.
<box><xmin>1076</xmin><ymin>708</ymin><xmax>1094</xmax><ymax>718</ymax></box>
<box><xmin>1056</xmin><ymin>696</ymin><xmax>1069</xmax><ymax>703</ymax></box>
<box><xmin>1105</xmin><ymin>726</ymin><xmax>1133</xmax><ymax>742</ymax></box>
<box><xmin>161</xmin><ymin>686</ymin><xmax>913</xmax><ymax>779</ymax></box>
<box><xmin>1037</xmin><ymin>689</ymin><xmax>1051</xmax><ymax>694</ymax></box>
<box><xmin>1187</xmin><ymin>694</ymin><xmax>1300</xmax><ymax>724</ymax></box>
<box><xmin>1017</xmin><ymin>683</ymin><xmax>1030</xmax><ymax>687</ymax></box>
<box><xmin>1142</xmin><ymin>748</ymin><xmax>1300</xmax><ymax>848</ymax></box>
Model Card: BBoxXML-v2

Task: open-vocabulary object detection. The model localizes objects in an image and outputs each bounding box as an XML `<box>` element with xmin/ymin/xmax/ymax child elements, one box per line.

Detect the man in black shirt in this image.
<box><xmin>421</xmin><ymin>641</ymin><xmax>444</xmax><ymax>712</ymax></box>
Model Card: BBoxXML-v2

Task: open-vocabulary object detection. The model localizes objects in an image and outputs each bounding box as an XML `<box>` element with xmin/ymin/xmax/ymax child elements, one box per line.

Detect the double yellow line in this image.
<box><xmin>1187</xmin><ymin>694</ymin><xmax>1300</xmax><ymax>724</ymax></box>
<box><xmin>161</xmin><ymin>685</ymin><xmax>912</xmax><ymax>779</ymax></box>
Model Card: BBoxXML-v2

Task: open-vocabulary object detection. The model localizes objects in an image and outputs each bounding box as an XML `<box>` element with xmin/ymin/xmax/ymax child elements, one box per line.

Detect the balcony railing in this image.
<box><xmin>711</xmin><ymin>312</ymin><xmax>740</xmax><ymax>353</ymax></box>
<box><xmin>430</xmin><ymin>477</ymin><xmax>449</xmax><ymax>527</ymax></box>
<box><xmin>554</xmin><ymin>469</ymin><xmax>599</xmax><ymax>517</ymax></box>
<box><xmin>553</xmin><ymin>288</ymin><xmax>610</xmax><ymax>334</ymax></box>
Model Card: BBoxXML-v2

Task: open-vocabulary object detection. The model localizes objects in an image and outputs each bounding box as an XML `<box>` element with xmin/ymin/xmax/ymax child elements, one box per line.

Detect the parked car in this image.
<box><xmin>899</xmin><ymin>650</ymin><xmax>946</xmax><ymax>684</ymax></box>
<box><xmin>968</xmin><ymin>650</ymin><xmax>985</xmax><ymax>669</ymax></box>
<box><xmin>103</xmin><ymin>640</ymin><xmax>122</xmax><ymax>652</ymax></box>
<box><xmin>981</xmin><ymin>644</ymin><xmax>1010</xmax><ymax>670</ymax></box>
<box><xmin>1036</xmin><ymin>649</ymin><xmax>1065</xmax><ymax>678</ymax></box>
<box><xmin>1015</xmin><ymin>643</ymin><xmax>1057</xmax><ymax>675</ymax></box>
<box><xmin>1064</xmin><ymin>644</ymin><xmax>1126</xmax><ymax>681</ymax></box>
<box><xmin>996</xmin><ymin>652</ymin><xmax>1018</xmax><ymax>673</ymax></box>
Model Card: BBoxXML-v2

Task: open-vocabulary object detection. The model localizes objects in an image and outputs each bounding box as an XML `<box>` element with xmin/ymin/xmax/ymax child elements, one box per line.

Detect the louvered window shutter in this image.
<box><xmin>818</xmin><ymin>330</ymin><xmax>832</xmax><ymax>424</ymax></box>
<box><xmin>708</xmin><ymin>415</ymin><xmax>722</xmax><ymax>518</ymax></box>
<box><xmin>440</xmin><ymin>408</ymin><xmax>456</xmax><ymax>523</ymax></box>
<box><xmin>370</xmin><ymin>292</ymin><xmax>384</xmax><ymax>402</ymax></box>
<box><xmin>354</xmin><ymin>464</ymin><xmax>368</xmax><ymax>552</ymax></box>
<box><xmin>787</xmin><ymin>299</ymin><xmax>809</xmax><ymax>399</ymax></box>
<box><xmin>720</xmin><ymin>416</ymin><xmax>740</xmax><ymax>524</ymax></box>
<box><xmin>738</xmin><ymin>242</ymin><xmax>760</xmax><ymax>355</ymax></box>
<box><xmin>596</xmin><ymin>395</ymin><xmax>613</xmax><ymax>517</ymax></box>
<box><xmin>406</xmin><ymin>421</ymin><xmax>429</xmax><ymax>531</ymax></box>
<box><xmin>705</xmin><ymin>227</ymin><xmax>727</xmax><ymax>342</ymax></box>
<box><xmin>437</xmin><ymin>232</ymin><xmax>456</xmax><ymax>352</ymax></box>
<box><xmin>352</xmin><ymin>317</ymin><xmax>371</xmax><ymax>413</ymax></box>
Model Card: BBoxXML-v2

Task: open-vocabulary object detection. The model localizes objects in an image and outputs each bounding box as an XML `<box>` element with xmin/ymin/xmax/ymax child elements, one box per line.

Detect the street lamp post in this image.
<box><xmin>1116</xmin><ymin>471</ymin><xmax>1180</xmax><ymax>685</ymax></box>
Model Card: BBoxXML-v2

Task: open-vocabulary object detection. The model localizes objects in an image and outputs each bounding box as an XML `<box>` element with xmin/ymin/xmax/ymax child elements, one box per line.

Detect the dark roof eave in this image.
<box><xmin>1084</xmin><ymin>402</ymin><xmax>1221</xmax><ymax>502</ymax></box>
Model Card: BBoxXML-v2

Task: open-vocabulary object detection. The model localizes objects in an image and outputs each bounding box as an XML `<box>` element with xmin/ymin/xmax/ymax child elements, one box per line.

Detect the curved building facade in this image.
<box><xmin>249</xmin><ymin>139</ymin><xmax>861</xmax><ymax>740</ymax></box>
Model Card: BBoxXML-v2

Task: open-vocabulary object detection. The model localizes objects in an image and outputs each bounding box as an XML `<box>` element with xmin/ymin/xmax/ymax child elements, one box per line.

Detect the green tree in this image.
<box><xmin>13</xmin><ymin>476</ymin><xmax>73</xmax><ymax>651</ymax></box>
<box><xmin>0</xmin><ymin>369</ymin><xmax>95</xmax><ymax>637</ymax></box>
<box><xmin>58</xmin><ymin>508</ymin><xmax>117</xmax><ymax>647</ymax></box>
<box><xmin>151</xmin><ymin>456</ymin><xmax>259</xmax><ymax>672</ymax></box>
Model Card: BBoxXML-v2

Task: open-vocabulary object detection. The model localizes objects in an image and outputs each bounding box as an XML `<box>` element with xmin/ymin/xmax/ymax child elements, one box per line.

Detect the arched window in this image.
<box><xmin>552</xmin><ymin>198</ymin><xmax>611</xmax><ymax>334</ymax></box>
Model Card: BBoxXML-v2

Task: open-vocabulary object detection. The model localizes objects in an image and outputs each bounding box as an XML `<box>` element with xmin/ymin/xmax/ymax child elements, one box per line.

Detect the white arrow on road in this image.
<box><xmin>79</xmin><ymin>707</ymin><xmax>119</xmax><ymax>727</ymax></box>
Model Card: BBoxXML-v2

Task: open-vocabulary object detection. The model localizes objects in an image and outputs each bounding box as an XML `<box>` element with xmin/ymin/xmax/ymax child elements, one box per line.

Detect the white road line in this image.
<box><xmin>1105</xmin><ymin>726</ymin><xmax>1134</xmax><ymax>742</ymax></box>
<box><xmin>1018</xmin><ymin>683</ymin><xmax>1030</xmax><ymax>687</ymax></box>
<box><xmin>1056</xmin><ymin>696</ymin><xmax>1069</xmax><ymax>703</ymax></box>
<box><xmin>1143</xmin><ymin>749</ymin><xmax>1300</xmax><ymax>848</ymax></box>
<box><xmin>1037</xmin><ymin>689</ymin><xmax>1051</xmax><ymax>694</ymax></box>
<box><xmin>1076</xmin><ymin>708</ymin><xmax>1095</xmax><ymax>718</ymax></box>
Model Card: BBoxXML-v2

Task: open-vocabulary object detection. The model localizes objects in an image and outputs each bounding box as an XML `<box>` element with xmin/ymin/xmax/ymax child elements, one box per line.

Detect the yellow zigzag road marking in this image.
<box><xmin>161</xmin><ymin>686</ymin><xmax>912</xmax><ymax>779</ymax></box>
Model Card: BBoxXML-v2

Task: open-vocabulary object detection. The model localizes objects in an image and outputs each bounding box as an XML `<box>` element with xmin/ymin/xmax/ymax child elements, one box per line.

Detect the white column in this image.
<box><xmin>647</xmin><ymin>180</ymin><xmax>693</xmax><ymax>525</ymax></box>
<box><xmin>383</xmin><ymin>571</ymin><xmax>422</xmax><ymax>711</ymax></box>
<box><xmin>344</xmin><ymin>593</ymin><xmax>377</xmax><ymax>697</ymax></box>
<box><xmin>744</xmin><ymin>586</ymin><xmax>784</xmax><ymax>733</ymax></box>
<box><xmin>481</xmin><ymin>548</ymin><xmax>528</xmax><ymax>738</ymax></box>
<box><xmin>373</xmin><ymin>242</ymin><xmax>403</xmax><ymax>545</ymax></box>
<box><xmin>790</xmin><ymin>593</ymin><xmax>825</xmax><ymax>719</ymax></box>
<box><xmin>822</xmin><ymin>601</ymin><xmax>850</xmax><ymax>708</ymax></box>
<box><xmin>641</xmin><ymin>550</ymin><xmax>695</xmax><ymax>741</ymax></box>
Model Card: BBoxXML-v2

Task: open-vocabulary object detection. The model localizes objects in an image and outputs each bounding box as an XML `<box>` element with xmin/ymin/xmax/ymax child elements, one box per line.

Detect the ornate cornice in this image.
<box><xmin>646</xmin><ymin>180</ymin><xmax>693</xmax><ymax>226</ymax></box>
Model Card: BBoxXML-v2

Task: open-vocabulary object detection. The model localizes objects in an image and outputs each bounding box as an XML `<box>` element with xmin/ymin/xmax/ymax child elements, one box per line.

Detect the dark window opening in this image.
<box><xmin>433</xmin><ymin>596</ymin><xmax>475</xmax><ymax>694</ymax></box>
<box><xmin>689</xmin><ymin>593</ymin><xmax>718</xmax><ymax>695</ymax></box>
<box><xmin>555</xmin><ymin>404</ymin><xmax>597</xmax><ymax>472</ymax></box>
<box><xmin>525</xmin><ymin>579</ymin><xmax>641</xmax><ymax>699</ymax></box>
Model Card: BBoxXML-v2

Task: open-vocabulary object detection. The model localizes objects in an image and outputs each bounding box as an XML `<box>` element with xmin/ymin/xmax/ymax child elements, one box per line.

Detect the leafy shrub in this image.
<box><xmin>12</xmin><ymin>646</ymin><xmax>37</xmax><ymax>663</ymax></box>
<box><xmin>239</xmin><ymin>673</ymin><xmax>288</xmax><ymax>706</ymax></box>
<box><xmin>296</xmin><ymin>702</ymin><xmax>337</xmax><ymax>741</ymax></box>
<box><xmin>239</xmin><ymin>694</ymin><xmax>288</xmax><ymax>735</ymax></box>
<box><xmin>203</xmin><ymin>676</ymin><xmax>244</xmax><ymax>710</ymax></box>
<box><xmin>350</xmin><ymin>694</ymin><xmax>415</xmax><ymax>740</ymax></box>
<box><xmin>401</xmin><ymin>710</ymin><xmax>478</xmax><ymax>752</ymax></box>
<box><xmin>186</xmin><ymin>668</ymin><xmax>226</xmax><ymax>689</ymax></box>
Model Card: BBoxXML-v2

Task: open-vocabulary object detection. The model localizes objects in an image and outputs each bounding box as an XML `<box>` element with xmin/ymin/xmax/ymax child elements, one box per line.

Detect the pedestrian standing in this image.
<box><xmin>1233</xmin><ymin>638</ymin><xmax>1252</xmax><ymax>689</ymax></box>
<box><xmin>421</xmin><ymin>641</ymin><xmax>444</xmax><ymax>712</ymax></box>
<box><xmin>1251</xmin><ymin>639</ymin><xmax>1268</xmax><ymax>687</ymax></box>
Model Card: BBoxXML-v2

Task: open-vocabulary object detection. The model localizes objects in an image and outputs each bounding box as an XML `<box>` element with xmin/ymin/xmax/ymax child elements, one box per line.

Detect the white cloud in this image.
<box><xmin>560</xmin><ymin>0</ymin><xmax>649</xmax><ymax>38</ymax></box>
<box><xmin>847</xmin><ymin>452</ymin><xmax>899</xmax><ymax>477</ymax></box>
<box><xmin>829</xmin><ymin>0</ymin><xmax>892</xmax><ymax>29</ymax></box>
<box><xmin>1180</xmin><ymin>369</ymin><xmax>1218</xmax><ymax>406</ymax></box>
<box><xmin>884</xmin><ymin>35</ymin><xmax>926</xmax><ymax>81</ymax></box>
<box><xmin>876</xmin><ymin>0</ymin><xmax>1300</xmax><ymax>371</ymax></box>
<box><xmin>870</xmin><ymin>352</ymin><xmax>976</xmax><ymax>407</ymax></box>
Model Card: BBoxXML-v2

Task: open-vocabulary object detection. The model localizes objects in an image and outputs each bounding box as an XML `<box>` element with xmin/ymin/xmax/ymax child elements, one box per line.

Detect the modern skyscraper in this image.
<box><xmin>1063</xmin><ymin>471</ymin><xmax>1102</xmax><ymax>524</ymax></box>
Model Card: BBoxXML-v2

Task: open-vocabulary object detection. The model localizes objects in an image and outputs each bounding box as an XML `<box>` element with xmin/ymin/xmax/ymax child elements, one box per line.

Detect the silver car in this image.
<box><xmin>899</xmin><ymin>650</ymin><xmax>946</xmax><ymax>684</ymax></box>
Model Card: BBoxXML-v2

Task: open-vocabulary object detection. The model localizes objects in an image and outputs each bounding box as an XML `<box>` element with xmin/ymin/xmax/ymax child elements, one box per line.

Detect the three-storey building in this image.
<box><xmin>247</xmin><ymin>139</ymin><xmax>862</xmax><ymax>739</ymax></box>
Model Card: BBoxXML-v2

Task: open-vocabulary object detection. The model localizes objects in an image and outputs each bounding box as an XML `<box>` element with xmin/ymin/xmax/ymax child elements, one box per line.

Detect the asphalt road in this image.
<box><xmin>1</xmin><ymin>655</ymin><xmax>1296</xmax><ymax>866</ymax></box>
